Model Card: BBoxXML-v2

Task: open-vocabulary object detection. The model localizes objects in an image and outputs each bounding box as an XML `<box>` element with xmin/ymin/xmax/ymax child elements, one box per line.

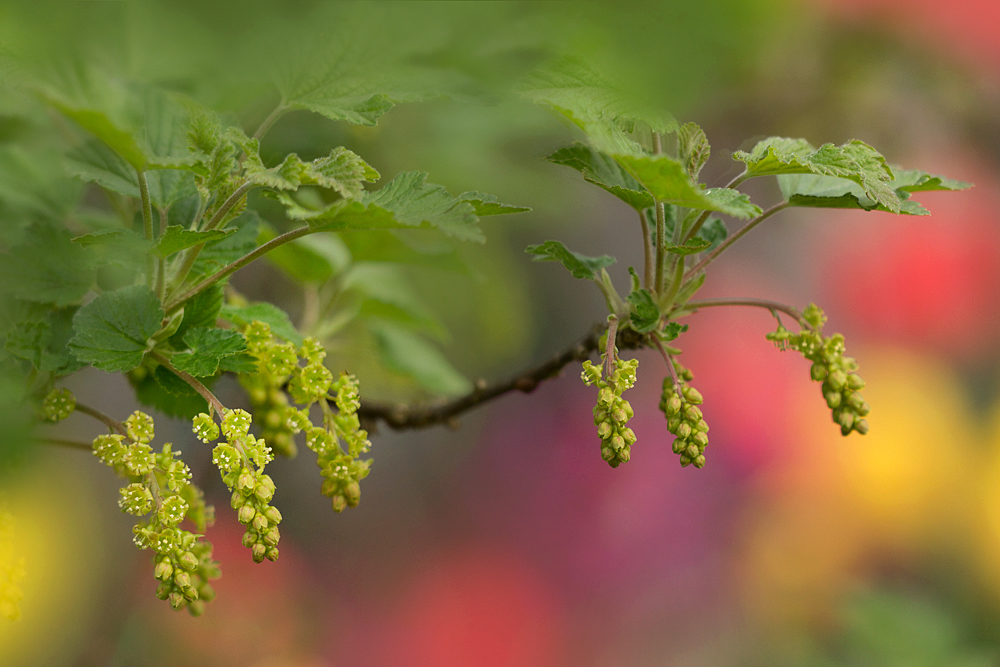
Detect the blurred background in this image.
<box><xmin>3</xmin><ymin>0</ymin><xmax>1000</xmax><ymax>665</ymax></box>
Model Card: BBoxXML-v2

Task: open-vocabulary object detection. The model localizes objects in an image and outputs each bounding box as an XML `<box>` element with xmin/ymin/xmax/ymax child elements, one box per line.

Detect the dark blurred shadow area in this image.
<box><xmin>2</xmin><ymin>1</ymin><xmax>1000</xmax><ymax>665</ymax></box>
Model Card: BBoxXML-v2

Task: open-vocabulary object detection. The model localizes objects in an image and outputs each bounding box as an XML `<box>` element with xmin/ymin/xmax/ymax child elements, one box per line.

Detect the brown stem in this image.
<box><xmin>151</xmin><ymin>352</ymin><xmax>227</xmax><ymax>415</ymax></box>
<box><xmin>684</xmin><ymin>298</ymin><xmax>815</xmax><ymax>331</ymax></box>
<box><xmin>75</xmin><ymin>403</ymin><xmax>127</xmax><ymax>436</ymax></box>
<box><xmin>354</xmin><ymin>322</ymin><xmax>646</xmax><ymax>431</ymax></box>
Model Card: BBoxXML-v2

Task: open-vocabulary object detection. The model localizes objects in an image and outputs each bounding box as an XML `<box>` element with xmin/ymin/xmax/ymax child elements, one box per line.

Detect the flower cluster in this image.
<box><xmin>658</xmin><ymin>361</ymin><xmax>709</xmax><ymax>468</ymax></box>
<box><xmin>581</xmin><ymin>351</ymin><xmax>639</xmax><ymax>468</ymax></box>
<box><xmin>194</xmin><ymin>408</ymin><xmax>282</xmax><ymax>563</ymax></box>
<box><xmin>237</xmin><ymin>321</ymin><xmax>373</xmax><ymax>513</ymax></box>
<box><xmin>40</xmin><ymin>387</ymin><xmax>75</xmax><ymax>422</ymax></box>
<box><xmin>0</xmin><ymin>506</ymin><xmax>25</xmax><ymax>621</ymax></box>
<box><xmin>300</xmin><ymin>372</ymin><xmax>372</xmax><ymax>512</ymax></box>
<box><xmin>93</xmin><ymin>411</ymin><xmax>219</xmax><ymax>616</ymax></box>
<box><xmin>766</xmin><ymin>304</ymin><xmax>870</xmax><ymax>436</ymax></box>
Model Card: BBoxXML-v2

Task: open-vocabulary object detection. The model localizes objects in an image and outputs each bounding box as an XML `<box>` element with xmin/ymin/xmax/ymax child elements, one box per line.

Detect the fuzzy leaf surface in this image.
<box><xmin>618</xmin><ymin>155</ymin><xmax>761</xmax><ymax>219</ymax></box>
<box><xmin>69</xmin><ymin>285</ymin><xmax>164</xmax><ymax>371</ymax></box>
<box><xmin>627</xmin><ymin>289</ymin><xmax>660</xmax><ymax>333</ymax></box>
<box><xmin>171</xmin><ymin>327</ymin><xmax>248</xmax><ymax>377</ymax></box>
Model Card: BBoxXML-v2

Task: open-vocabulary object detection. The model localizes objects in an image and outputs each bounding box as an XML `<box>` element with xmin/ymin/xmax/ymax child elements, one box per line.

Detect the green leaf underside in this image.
<box><xmin>627</xmin><ymin>289</ymin><xmax>660</xmax><ymax>333</ymax></box>
<box><xmin>735</xmin><ymin>137</ymin><xmax>901</xmax><ymax>212</ymax></box>
<box><xmin>219</xmin><ymin>303</ymin><xmax>303</xmax><ymax>346</ymax></box>
<box><xmin>457</xmin><ymin>192</ymin><xmax>531</xmax><ymax>216</ymax></box>
<box><xmin>518</xmin><ymin>57</ymin><xmax>676</xmax><ymax>156</ymax></box>
<box><xmin>153</xmin><ymin>226</ymin><xmax>236</xmax><ymax>258</ymax></box>
<box><xmin>546</xmin><ymin>144</ymin><xmax>652</xmax><ymax>210</ymax></box>
<box><xmin>525</xmin><ymin>241</ymin><xmax>615</xmax><ymax>280</ymax></box>
<box><xmin>65</xmin><ymin>139</ymin><xmax>140</xmax><ymax>197</ymax></box>
<box><xmin>369</xmin><ymin>321</ymin><xmax>470</xmax><ymax>396</ymax></box>
<box><xmin>778</xmin><ymin>174</ymin><xmax>930</xmax><ymax>215</ymax></box>
<box><xmin>889</xmin><ymin>167</ymin><xmax>972</xmax><ymax>193</ymax></box>
<box><xmin>0</xmin><ymin>224</ymin><xmax>94</xmax><ymax>306</ymax></box>
<box><xmin>280</xmin><ymin>172</ymin><xmax>515</xmax><ymax>243</ymax></box>
<box><xmin>678</xmin><ymin>122</ymin><xmax>710</xmax><ymax>180</ymax></box>
<box><xmin>171</xmin><ymin>327</ymin><xmax>248</xmax><ymax>377</ymax></box>
<box><xmin>69</xmin><ymin>285</ymin><xmax>164</xmax><ymax>372</ymax></box>
<box><xmin>617</xmin><ymin>155</ymin><xmax>761</xmax><ymax>219</ymax></box>
<box><xmin>664</xmin><ymin>238</ymin><xmax>711</xmax><ymax>255</ymax></box>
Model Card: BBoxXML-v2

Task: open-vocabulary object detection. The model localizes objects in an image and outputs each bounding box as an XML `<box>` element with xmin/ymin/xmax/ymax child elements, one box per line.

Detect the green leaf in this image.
<box><xmin>258</xmin><ymin>224</ymin><xmax>350</xmax><ymax>283</ymax></box>
<box><xmin>627</xmin><ymin>288</ymin><xmax>660</xmax><ymax>333</ymax></box>
<box><xmin>219</xmin><ymin>302</ymin><xmax>303</xmax><ymax>346</ymax></box>
<box><xmin>663</xmin><ymin>238</ymin><xmax>711</xmax><ymax>255</ymax></box>
<box><xmin>274</xmin><ymin>5</ymin><xmax>467</xmax><ymax>126</ymax></box>
<box><xmin>0</xmin><ymin>146</ymin><xmax>83</xmax><ymax>226</ymax></box>
<box><xmin>734</xmin><ymin>137</ymin><xmax>901</xmax><ymax>212</ymax></box>
<box><xmin>171</xmin><ymin>327</ymin><xmax>248</xmax><ymax>377</ymax></box>
<box><xmin>617</xmin><ymin>155</ymin><xmax>761</xmax><ymax>219</ymax></box>
<box><xmin>889</xmin><ymin>167</ymin><xmax>973</xmax><ymax>193</ymax></box>
<box><xmin>778</xmin><ymin>174</ymin><xmax>929</xmax><ymax>215</ymax></box>
<box><xmin>525</xmin><ymin>240</ymin><xmax>616</xmax><ymax>280</ymax></box>
<box><xmin>153</xmin><ymin>226</ymin><xmax>236</xmax><ymax>259</ymax></box>
<box><xmin>678</xmin><ymin>122</ymin><xmax>710</xmax><ymax>180</ymax></box>
<box><xmin>546</xmin><ymin>144</ymin><xmax>653</xmax><ymax>211</ymax></box>
<box><xmin>169</xmin><ymin>284</ymin><xmax>224</xmax><ymax>348</ymax></box>
<box><xmin>660</xmin><ymin>322</ymin><xmax>688</xmax><ymax>342</ymax></box>
<box><xmin>699</xmin><ymin>218</ymin><xmax>728</xmax><ymax>252</ymax></box>
<box><xmin>457</xmin><ymin>192</ymin><xmax>531</xmax><ymax>217</ymax></box>
<box><xmin>4</xmin><ymin>308</ymin><xmax>83</xmax><ymax>376</ymax></box>
<box><xmin>64</xmin><ymin>139</ymin><xmax>140</xmax><ymax>197</ymax></box>
<box><xmin>130</xmin><ymin>366</ymin><xmax>208</xmax><ymax>419</ymax></box>
<box><xmin>292</xmin><ymin>172</ymin><xmax>491</xmax><ymax>243</ymax></box>
<box><xmin>218</xmin><ymin>352</ymin><xmax>257</xmax><ymax>374</ymax></box>
<box><xmin>304</xmin><ymin>147</ymin><xmax>381</xmax><ymax>199</ymax></box>
<box><xmin>0</xmin><ymin>223</ymin><xmax>94</xmax><ymax>306</ymax></box>
<box><xmin>71</xmin><ymin>229</ymin><xmax>152</xmax><ymax>252</ymax></box>
<box><xmin>69</xmin><ymin>285</ymin><xmax>164</xmax><ymax>372</ymax></box>
<box><xmin>518</xmin><ymin>57</ymin><xmax>676</xmax><ymax>155</ymax></box>
<box><xmin>341</xmin><ymin>230</ymin><xmax>467</xmax><ymax>273</ymax></box>
<box><xmin>370</xmin><ymin>321</ymin><xmax>470</xmax><ymax>396</ymax></box>
<box><xmin>191</xmin><ymin>210</ymin><xmax>260</xmax><ymax>276</ymax></box>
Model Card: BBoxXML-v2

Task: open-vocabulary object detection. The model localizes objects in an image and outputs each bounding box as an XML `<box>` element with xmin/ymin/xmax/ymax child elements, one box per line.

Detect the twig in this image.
<box><xmin>684</xmin><ymin>298</ymin><xmax>815</xmax><ymax>331</ymax></box>
<box><xmin>253</xmin><ymin>104</ymin><xmax>289</xmax><ymax>141</ymax></box>
<box><xmin>151</xmin><ymin>352</ymin><xmax>227</xmax><ymax>415</ymax></box>
<box><xmin>683</xmin><ymin>201</ymin><xmax>789</xmax><ymax>282</ymax></box>
<box><xmin>638</xmin><ymin>210</ymin><xmax>653</xmax><ymax>289</ymax></box>
<box><xmin>166</xmin><ymin>225</ymin><xmax>315</xmax><ymax>313</ymax></box>
<box><xmin>75</xmin><ymin>403</ymin><xmax>127</xmax><ymax>436</ymax></box>
<box><xmin>355</xmin><ymin>322</ymin><xmax>646</xmax><ymax>431</ymax></box>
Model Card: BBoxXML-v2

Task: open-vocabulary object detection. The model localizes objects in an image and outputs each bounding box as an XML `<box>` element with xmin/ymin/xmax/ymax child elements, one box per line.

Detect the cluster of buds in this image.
<box><xmin>239</xmin><ymin>323</ymin><xmax>304</xmax><ymax>458</ymax></box>
<box><xmin>93</xmin><ymin>411</ymin><xmax>219</xmax><ymax>616</ymax></box>
<box><xmin>194</xmin><ymin>408</ymin><xmax>282</xmax><ymax>563</ymax></box>
<box><xmin>658</xmin><ymin>361</ymin><xmax>709</xmax><ymax>468</ymax></box>
<box><xmin>297</xmin><ymin>372</ymin><xmax>372</xmax><ymax>512</ymax></box>
<box><xmin>581</xmin><ymin>346</ymin><xmax>639</xmax><ymax>468</ymax></box>
<box><xmin>40</xmin><ymin>387</ymin><xmax>75</xmax><ymax>422</ymax></box>
<box><xmin>766</xmin><ymin>304</ymin><xmax>869</xmax><ymax>436</ymax></box>
<box><xmin>238</xmin><ymin>320</ymin><xmax>374</xmax><ymax>514</ymax></box>
<box><xmin>0</xmin><ymin>506</ymin><xmax>25</xmax><ymax>621</ymax></box>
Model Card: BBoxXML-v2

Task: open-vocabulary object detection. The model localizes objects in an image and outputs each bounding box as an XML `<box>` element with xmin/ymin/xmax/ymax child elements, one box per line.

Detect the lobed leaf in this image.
<box><xmin>153</xmin><ymin>226</ymin><xmax>236</xmax><ymax>259</ymax></box>
<box><xmin>778</xmin><ymin>174</ymin><xmax>930</xmax><ymax>215</ymax></box>
<box><xmin>171</xmin><ymin>327</ymin><xmax>248</xmax><ymax>377</ymax></box>
<box><xmin>457</xmin><ymin>192</ymin><xmax>531</xmax><ymax>217</ymax></box>
<box><xmin>69</xmin><ymin>285</ymin><xmax>164</xmax><ymax>372</ymax></box>
<box><xmin>627</xmin><ymin>289</ymin><xmax>660</xmax><ymax>333</ymax></box>
<box><xmin>735</xmin><ymin>137</ymin><xmax>901</xmax><ymax>212</ymax></box>
<box><xmin>525</xmin><ymin>240</ymin><xmax>615</xmax><ymax>281</ymax></box>
<box><xmin>546</xmin><ymin>144</ymin><xmax>652</xmax><ymax>211</ymax></box>
<box><xmin>219</xmin><ymin>302</ymin><xmax>303</xmax><ymax>346</ymax></box>
<box><xmin>617</xmin><ymin>154</ymin><xmax>761</xmax><ymax>219</ymax></box>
